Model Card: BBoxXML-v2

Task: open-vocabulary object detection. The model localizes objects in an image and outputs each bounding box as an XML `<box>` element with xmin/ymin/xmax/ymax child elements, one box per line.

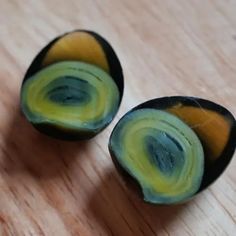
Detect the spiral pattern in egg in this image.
<box><xmin>109</xmin><ymin>109</ymin><xmax>204</xmax><ymax>204</ymax></box>
<box><xmin>21</xmin><ymin>61</ymin><xmax>120</xmax><ymax>139</ymax></box>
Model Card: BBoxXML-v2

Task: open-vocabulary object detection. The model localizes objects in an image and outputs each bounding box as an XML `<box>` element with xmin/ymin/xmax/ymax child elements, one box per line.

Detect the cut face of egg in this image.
<box><xmin>109</xmin><ymin>96</ymin><xmax>236</xmax><ymax>204</ymax></box>
<box><xmin>21</xmin><ymin>30</ymin><xmax>123</xmax><ymax>140</ymax></box>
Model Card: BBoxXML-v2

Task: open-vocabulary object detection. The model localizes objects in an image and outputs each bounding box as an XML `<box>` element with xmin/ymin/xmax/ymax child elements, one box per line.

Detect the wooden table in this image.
<box><xmin>0</xmin><ymin>0</ymin><xmax>235</xmax><ymax>235</ymax></box>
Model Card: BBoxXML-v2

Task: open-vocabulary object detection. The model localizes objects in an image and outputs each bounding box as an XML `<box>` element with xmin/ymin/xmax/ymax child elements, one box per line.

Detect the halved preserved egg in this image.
<box><xmin>109</xmin><ymin>96</ymin><xmax>236</xmax><ymax>204</ymax></box>
<box><xmin>20</xmin><ymin>30</ymin><xmax>123</xmax><ymax>140</ymax></box>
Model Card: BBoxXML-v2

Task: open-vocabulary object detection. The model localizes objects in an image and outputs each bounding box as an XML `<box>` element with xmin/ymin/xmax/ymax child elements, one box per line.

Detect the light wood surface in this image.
<box><xmin>0</xmin><ymin>0</ymin><xmax>236</xmax><ymax>235</ymax></box>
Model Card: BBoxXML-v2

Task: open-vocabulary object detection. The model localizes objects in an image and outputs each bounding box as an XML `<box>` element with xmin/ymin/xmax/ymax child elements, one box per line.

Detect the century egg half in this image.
<box><xmin>109</xmin><ymin>96</ymin><xmax>236</xmax><ymax>204</ymax></box>
<box><xmin>20</xmin><ymin>30</ymin><xmax>123</xmax><ymax>140</ymax></box>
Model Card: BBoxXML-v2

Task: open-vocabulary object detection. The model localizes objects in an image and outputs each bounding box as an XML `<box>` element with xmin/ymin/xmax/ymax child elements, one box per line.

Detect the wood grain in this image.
<box><xmin>0</xmin><ymin>0</ymin><xmax>236</xmax><ymax>235</ymax></box>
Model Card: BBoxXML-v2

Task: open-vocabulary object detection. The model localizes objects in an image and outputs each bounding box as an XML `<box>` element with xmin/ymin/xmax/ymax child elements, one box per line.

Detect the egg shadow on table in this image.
<box><xmin>86</xmin><ymin>170</ymin><xmax>190</xmax><ymax>236</ymax></box>
<box><xmin>1</xmin><ymin>106</ymin><xmax>91</xmax><ymax>179</ymax></box>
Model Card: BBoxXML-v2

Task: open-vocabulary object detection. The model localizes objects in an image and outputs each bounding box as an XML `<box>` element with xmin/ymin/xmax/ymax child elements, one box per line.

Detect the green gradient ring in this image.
<box><xmin>109</xmin><ymin>97</ymin><xmax>236</xmax><ymax>204</ymax></box>
<box><xmin>20</xmin><ymin>30</ymin><xmax>123</xmax><ymax>140</ymax></box>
